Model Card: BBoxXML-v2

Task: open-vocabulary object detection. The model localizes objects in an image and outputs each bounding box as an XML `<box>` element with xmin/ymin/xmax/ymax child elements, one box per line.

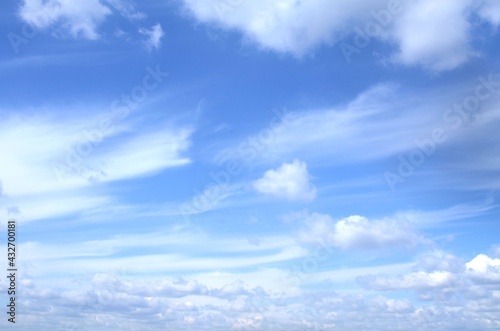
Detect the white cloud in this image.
<box><xmin>0</xmin><ymin>112</ymin><xmax>192</xmax><ymax>221</ymax></box>
<box><xmin>0</xmin><ymin>114</ymin><xmax>191</xmax><ymax>196</ymax></box>
<box><xmin>1</xmin><ymin>193</ymin><xmax>112</xmax><ymax>222</ymax></box>
<box><xmin>359</xmin><ymin>270</ymin><xmax>456</xmax><ymax>291</ymax></box>
<box><xmin>92</xmin><ymin>274</ymin><xmax>209</xmax><ymax>297</ymax></box>
<box><xmin>182</xmin><ymin>0</ymin><xmax>386</xmax><ymax>56</ymax></box>
<box><xmin>495</xmin><ymin>245</ymin><xmax>500</xmax><ymax>258</ymax></box>
<box><xmin>139</xmin><ymin>23</ymin><xmax>164</xmax><ymax>50</ymax></box>
<box><xmin>296</xmin><ymin>212</ymin><xmax>426</xmax><ymax>251</ymax></box>
<box><xmin>19</xmin><ymin>0</ymin><xmax>113</xmax><ymax>39</ymax></box>
<box><xmin>296</xmin><ymin>212</ymin><xmax>334</xmax><ymax>244</ymax></box>
<box><xmin>358</xmin><ymin>252</ymin><xmax>500</xmax><ymax>300</ymax></box>
<box><xmin>310</xmin><ymin>262</ymin><xmax>414</xmax><ymax>286</ymax></box>
<box><xmin>13</xmin><ymin>268</ymin><xmax>500</xmax><ymax>331</ymax></box>
<box><xmin>6</xmin><ymin>249</ymin><xmax>500</xmax><ymax>330</ymax></box>
<box><xmin>253</xmin><ymin>159</ymin><xmax>316</xmax><ymax>201</ymax></box>
<box><xmin>19</xmin><ymin>229</ymin><xmax>309</xmax><ymax>280</ymax></box>
<box><xmin>223</xmin><ymin>79</ymin><xmax>500</xmax><ymax>178</ymax></box>
<box><xmin>332</xmin><ymin>215</ymin><xmax>426</xmax><ymax>250</ymax></box>
<box><xmin>476</xmin><ymin>0</ymin><xmax>500</xmax><ymax>26</ymax></box>
<box><xmin>191</xmin><ymin>268</ymin><xmax>299</xmax><ymax>294</ymax></box>
<box><xmin>466</xmin><ymin>254</ymin><xmax>500</xmax><ymax>282</ymax></box>
<box><xmin>414</xmin><ymin>250</ymin><xmax>464</xmax><ymax>273</ymax></box>
<box><xmin>29</xmin><ymin>245</ymin><xmax>309</xmax><ymax>277</ymax></box>
<box><xmin>390</xmin><ymin>0</ymin><xmax>473</xmax><ymax>71</ymax></box>
<box><xmin>371</xmin><ymin>296</ymin><xmax>414</xmax><ymax>313</ymax></box>
<box><xmin>182</xmin><ymin>0</ymin><xmax>498</xmax><ymax>71</ymax></box>
<box><xmin>396</xmin><ymin>200</ymin><xmax>497</xmax><ymax>228</ymax></box>
<box><xmin>20</xmin><ymin>230</ymin><xmax>299</xmax><ymax>262</ymax></box>
<box><xmin>178</xmin><ymin>182</ymin><xmax>241</xmax><ymax>217</ymax></box>
<box><xmin>225</xmin><ymin>84</ymin><xmax>448</xmax><ymax>166</ymax></box>
<box><xmin>93</xmin><ymin>128</ymin><xmax>191</xmax><ymax>182</ymax></box>
<box><xmin>18</xmin><ymin>0</ymin><xmax>146</xmax><ymax>41</ymax></box>
<box><xmin>0</xmin><ymin>114</ymin><xmax>109</xmax><ymax>197</ymax></box>
<box><xmin>104</xmin><ymin>0</ymin><xmax>146</xmax><ymax>20</ymax></box>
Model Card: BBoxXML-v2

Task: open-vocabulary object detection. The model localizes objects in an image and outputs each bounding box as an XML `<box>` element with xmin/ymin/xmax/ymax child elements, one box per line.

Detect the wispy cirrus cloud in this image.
<box><xmin>396</xmin><ymin>199</ymin><xmax>498</xmax><ymax>228</ymax></box>
<box><xmin>221</xmin><ymin>83</ymin><xmax>443</xmax><ymax>166</ymax></box>
<box><xmin>0</xmin><ymin>110</ymin><xmax>192</xmax><ymax>222</ymax></box>
<box><xmin>0</xmin><ymin>113</ymin><xmax>191</xmax><ymax>195</ymax></box>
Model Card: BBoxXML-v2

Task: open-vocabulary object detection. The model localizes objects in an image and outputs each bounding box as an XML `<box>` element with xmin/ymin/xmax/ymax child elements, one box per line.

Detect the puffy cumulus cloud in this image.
<box><xmin>13</xmin><ymin>268</ymin><xmax>500</xmax><ymax>330</ymax></box>
<box><xmin>296</xmin><ymin>212</ymin><xmax>334</xmax><ymax>245</ymax></box>
<box><xmin>182</xmin><ymin>0</ymin><xmax>500</xmax><ymax>71</ymax></box>
<box><xmin>294</xmin><ymin>212</ymin><xmax>427</xmax><ymax>251</ymax></box>
<box><xmin>358</xmin><ymin>270</ymin><xmax>456</xmax><ymax>291</ymax></box>
<box><xmin>210</xmin><ymin>280</ymin><xmax>267</xmax><ymax>300</ymax></box>
<box><xmin>182</xmin><ymin>0</ymin><xmax>386</xmax><ymax>56</ymax></box>
<box><xmin>411</xmin><ymin>305</ymin><xmax>499</xmax><ymax>330</ymax></box>
<box><xmin>414</xmin><ymin>250</ymin><xmax>465</xmax><ymax>273</ymax></box>
<box><xmin>139</xmin><ymin>23</ymin><xmax>164</xmax><ymax>50</ymax></box>
<box><xmin>332</xmin><ymin>215</ymin><xmax>426</xmax><ymax>250</ymax></box>
<box><xmin>270</xmin><ymin>290</ymin><xmax>498</xmax><ymax>330</ymax></box>
<box><xmin>466</xmin><ymin>254</ymin><xmax>500</xmax><ymax>283</ymax></box>
<box><xmin>390</xmin><ymin>0</ymin><xmax>473</xmax><ymax>71</ymax></box>
<box><xmin>370</xmin><ymin>296</ymin><xmax>414</xmax><ymax>313</ymax></box>
<box><xmin>7</xmin><ymin>244</ymin><xmax>500</xmax><ymax>330</ymax></box>
<box><xmin>253</xmin><ymin>159</ymin><xmax>316</xmax><ymax>201</ymax></box>
<box><xmin>358</xmin><ymin>252</ymin><xmax>500</xmax><ymax>308</ymax></box>
<box><xmin>92</xmin><ymin>274</ymin><xmax>209</xmax><ymax>297</ymax></box>
<box><xmin>16</xmin><ymin>273</ymin><xmax>278</xmax><ymax>330</ymax></box>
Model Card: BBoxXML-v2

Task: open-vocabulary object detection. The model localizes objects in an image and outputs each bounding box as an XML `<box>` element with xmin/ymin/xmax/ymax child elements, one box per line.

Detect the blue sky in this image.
<box><xmin>1</xmin><ymin>0</ymin><xmax>500</xmax><ymax>330</ymax></box>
